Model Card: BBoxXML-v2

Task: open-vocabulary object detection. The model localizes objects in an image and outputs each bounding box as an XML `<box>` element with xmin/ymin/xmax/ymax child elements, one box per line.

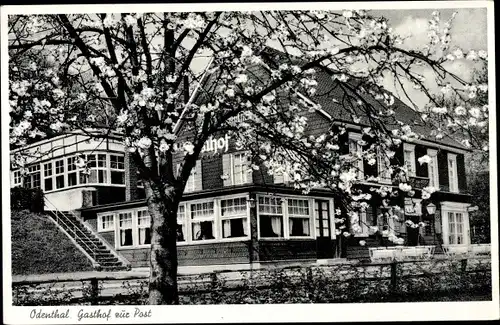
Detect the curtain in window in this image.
<box><xmin>223</xmin><ymin>220</ymin><xmax>231</xmax><ymax>237</ymax></box>
<box><xmin>270</xmin><ymin>216</ymin><xmax>281</xmax><ymax>236</ymax></box>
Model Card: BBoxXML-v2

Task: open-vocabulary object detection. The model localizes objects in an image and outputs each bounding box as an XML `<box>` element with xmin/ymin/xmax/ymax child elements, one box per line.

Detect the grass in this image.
<box><xmin>10</xmin><ymin>209</ymin><xmax>94</xmax><ymax>275</ymax></box>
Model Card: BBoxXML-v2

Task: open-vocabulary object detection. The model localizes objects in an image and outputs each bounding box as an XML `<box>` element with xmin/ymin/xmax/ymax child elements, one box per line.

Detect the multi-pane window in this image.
<box><xmin>288</xmin><ymin>199</ymin><xmax>311</xmax><ymax>237</ymax></box>
<box><xmin>55</xmin><ymin>159</ymin><xmax>65</xmax><ymax>189</ymax></box>
<box><xmin>137</xmin><ymin>210</ymin><xmax>151</xmax><ymax>245</ymax></box>
<box><xmin>223</xmin><ymin>152</ymin><xmax>252</xmax><ymax>186</ymax></box>
<box><xmin>448</xmin><ymin>212</ymin><xmax>464</xmax><ymax>244</ymax></box>
<box><xmin>177</xmin><ymin>205</ymin><xmax>186</xmax><ymax>242</ymax></box>
<box><xmin>119</xmin><ymin>212</ymin><xmax>133</xmax><ymax>247</ymax></box>
<box><xmin>24</xmin><ymin>165</ymin><xmax>41</xmax><ymax>189</ymax></box>
<box><xmin>67</xmin><ymin>156</ymin><xmax>78</xmax><ymax>186</ymax></box>
<box><xmin>232</xmin><ymin>153</ymin><xmax>249</xmax><ymax>185</ymax></box>
<box><xmin>348</xmin><ymin>135</ymin><xmax>364</xmax><ymax>179</ymax></box>
<box><xmin>13</xmin><ymin>170</ymin><xmax>22</xmax><ymax>186</ymax></box>
<box><xmin>99</xmin><ymin>214</ymin><xmax>114</xmax><ymax>232</ymax></box>
<box><xmin>220</xmin><ymin>197</ymin><xmax>248</xmax><ymax>238</ymax></box>
<box><xmin>191</xmin><ymin>201</ymin><xmax>215</xmax><ymax>241</ymax></box>
<box><xmin>273</xmin><ymin>162</ymin><xmax>291</xmax><ymax>184</ymax></box>
<box><xmin>448</xmin><ymin>154</ymin><xmax>458</xmax><ymax>193</ymax></box>
<box><xmin>427</xmin><ymin>149</ymin><xmax>439</xmax><ymax>188</ymax></box>
<box><xmin>258</xmin><ymin>196</ymin><xmax>283</xmax><ymax>238</ymax></box>
<box><xmin>184</xmin><ymin>161</ymin><xmax>202</xmax><ymax>193</ymax></box>
<box><xmin>43</xmin><ymin>162</ymin><xmax>53</xmax><ymax>191</ymax></box>
<box><xmin>110</xmin><ymin>154</ymin><xmax>125</xmax><ymax>184</ymax></box>
<box><xmin>403</xmin><ymin>143</ymin><xmax>416</xmax><ymax>177</ymax></box>
<box><xmin>377</xmin><ymin>151</ymin><xmax>392</xmax><ymax>182</ymax></box>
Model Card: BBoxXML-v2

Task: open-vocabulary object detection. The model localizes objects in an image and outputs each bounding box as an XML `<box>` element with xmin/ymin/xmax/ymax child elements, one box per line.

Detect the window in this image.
<box><xmin>427</xmin><ymin>149</ymin><xmax>439</xmax><ymax>188</ymax></box>
<box><xmin>223</xmin><ymin>152</ymin><xmax>252</xmax><ymax>186</ymax></box>
<box><xmin>448</xmin><ymin>154</ymin><xmax>458</xmax><ymax>193</ymax></box>
<box><xmin>191</xmin><ymin>201</ymin><xmax>215</xmax><ymax>241</ymax></box>
<box><xmin>24</xmin><ymin>165</ymin><xmax>41</xmax><ymax>189</ymax></box>
<box><xmin>87</xmin><ymin>154</ymin><xmax>107</xmax><ymax>184</ymax></box>
<box><xmin>403</xmin><ymin>143</ymin><xmax>416</xmax><ymax>177</ymax></box>
<box><xmin>233</xmin><ymin>153</ymin><xmax>249</xmax><ymax>185</ymax></box>
<box><xmin>348</xmin><ymin>134</ymin><xmax>364</xmax><ymax>179</ymax></box>
<box><xmin>137</xmin><ymin>210</ymin><xmax>151</xmax><ymax>245</ymax></box>
<box><xmin>258</xmin><ymin>196</ymin><xmax>283</xmax><ymax>238</ymax></box>
<box><xmin>184</xmin><ymin>161</ymin><xmax>202</xmax><ymax>192</ymax></box>
<box><xmin>220</xmin><ymin>197</ymin><xmax>248</xmax><ymax>238</ymax></box>
<box><xmin>55</xmin><ymin>159</ymin><xmax>65</xmax><ymax>189</ymax></box>
<box><xmin>67</xmin><ymin>156</ymin><xmax>78</xmax><ymax>186</ymax></box>
<box><xmin>13</xmin><ymin>170</ymin><xmax>22</xmax><ymax>186</ymax></box>
<box><xmin>43</xmin><ymin>162</ymin><xmax>53</xmax><ymax>191</ymax></box>
<box><xmin>274</xmin><ymin>161</ymin><xmax>291</xmax><ymax>184</ymax></box>
<box><xmin>119</xmin><ymin>212</ymin><xmax>133</xmax><ymax>247</ymax></box>
<box><xmin>377</xmin><ymin>149</ymin><xmax>392</xmax><ymax>182</ymax></box>
<box><xmin>352</xmin><ymin>209</ymin><xmax>368</xmax><ymax>237</ymax></box>
<box><xmin>448</xmin><ymin>212</ymin><xmax>464</xmax><ymax>244</ymax></box>
<box><xmin>110</xmin><ymin>154</ymin><xmax>125</xmax><ymax>185</ymax></box>
<box><xmin>98</xmin><ymin>214</ymin><xmax>114</xmax><ymax>232</ymax></box>
<box><xmin>177</xmin><ymin>205</ymin><xmax>186</xmax><ymax>242</ymax></box>
<box><xmin>288</xmin><ymin>199</ymin><xmax>311</xmax><ymax>237</ymax></box>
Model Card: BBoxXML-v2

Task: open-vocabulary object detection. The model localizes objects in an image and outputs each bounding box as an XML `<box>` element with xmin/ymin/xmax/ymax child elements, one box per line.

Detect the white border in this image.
<box><xmin>2</xmin><ymin>1</ymin><xmax>498</xmax><ymax>324</ymax></box>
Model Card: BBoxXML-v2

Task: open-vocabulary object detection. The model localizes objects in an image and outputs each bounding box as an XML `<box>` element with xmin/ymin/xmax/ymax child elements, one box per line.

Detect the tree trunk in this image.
<box><xmin>145</xmin><ymin>182</ymin><xmax>180</xmax><ymax>305</ymax></box>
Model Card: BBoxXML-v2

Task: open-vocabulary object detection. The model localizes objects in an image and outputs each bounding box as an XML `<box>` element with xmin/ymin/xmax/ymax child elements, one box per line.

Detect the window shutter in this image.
<box><xmin>222</xmin><ymin>154</ymin><xmax>232</xmax><ymax>186</ymax></box>
<box><xmin>193</xmin><ymin>160</ymin><xmax>202</xmax><ymax>191</ymax></box>
<box><xmin>437</xmin><ymin>150</ymin><xmax>449</xmax><ymax>192</ymax></box>
<box><xmin>456</xmin><ymin>154</ymin><xmax>467</xmax><ymax>193</ymax></box>
<box><xmin>245</xmin><ymin>154</ymin><xmax>253</xmax><ymax>184</ymax></box>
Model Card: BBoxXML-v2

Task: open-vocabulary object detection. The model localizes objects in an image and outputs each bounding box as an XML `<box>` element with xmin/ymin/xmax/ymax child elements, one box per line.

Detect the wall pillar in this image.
<box><xmin>249</xmin><ymin>192</ymin><xmax>260</xmax><ymax>264</ymax></box>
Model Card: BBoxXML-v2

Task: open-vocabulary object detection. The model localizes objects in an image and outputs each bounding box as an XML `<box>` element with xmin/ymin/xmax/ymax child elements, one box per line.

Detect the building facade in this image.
<box><xmin>10</xmin><ymin>109</ymin><xmax>472</xmax><ymax>269</ymax></box>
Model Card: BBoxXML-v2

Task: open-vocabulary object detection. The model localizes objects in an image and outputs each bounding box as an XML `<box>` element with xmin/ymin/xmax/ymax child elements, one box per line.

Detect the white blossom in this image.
<box><xmin>417</xmin><ymin>155</ymin><xmax>432</xmax><ymax>165</ymax></box>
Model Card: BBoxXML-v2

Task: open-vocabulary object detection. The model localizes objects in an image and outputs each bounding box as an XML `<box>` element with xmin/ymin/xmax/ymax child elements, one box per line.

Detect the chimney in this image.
<box><xmin>124</xmin><ymin>150</ymin><xmax>139</xmax><ymax>201</ymax></box>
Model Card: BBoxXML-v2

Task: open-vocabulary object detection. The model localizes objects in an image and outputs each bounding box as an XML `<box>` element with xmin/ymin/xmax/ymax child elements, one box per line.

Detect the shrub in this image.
<box><xmin>11</xmin><ymin>186</ymin><xmax>44</xmax><ymax>212</ymax></box>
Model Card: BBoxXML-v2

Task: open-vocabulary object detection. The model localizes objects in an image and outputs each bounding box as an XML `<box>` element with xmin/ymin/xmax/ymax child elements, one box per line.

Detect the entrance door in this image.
<box><xmin>315</xmin><ymin>200</ymin><xmax>333</xmax><ymax>258</ymax></box>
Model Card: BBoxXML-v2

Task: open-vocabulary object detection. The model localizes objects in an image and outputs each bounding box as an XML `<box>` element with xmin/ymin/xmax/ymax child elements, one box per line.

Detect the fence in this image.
<box><xmin>12</xmin><ymin>256</ymin><xmax>492</xmax><ymax>305</ymax></box>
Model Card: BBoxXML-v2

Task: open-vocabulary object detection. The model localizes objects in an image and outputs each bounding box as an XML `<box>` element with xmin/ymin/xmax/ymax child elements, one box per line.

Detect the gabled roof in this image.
<box><xmin>194</xmin><ymin>46</ymin><xmax>467</xmax><ymax>151</ymax></box>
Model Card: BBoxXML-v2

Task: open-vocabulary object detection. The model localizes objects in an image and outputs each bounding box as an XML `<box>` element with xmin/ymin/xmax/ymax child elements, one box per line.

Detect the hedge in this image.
<box><xmin>11</xmin><ymin>187</ymin><xmax>44</xmax><ymax>212</ymax></box>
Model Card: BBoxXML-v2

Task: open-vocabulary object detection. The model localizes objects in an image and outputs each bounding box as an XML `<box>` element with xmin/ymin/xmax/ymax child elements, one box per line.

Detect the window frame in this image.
<box><xmin>117</xmin><ymin>211</ymin><xmax>134</xmax><ymax>248</ymax></box>
<box><xmin>441</xmin><ymin>202</ymin><xmax>470</xmax><ymax>246</ymax></box>
<box><xmin>190</xmin><ymin>200</ymin><xmax>217</xmax><ymax>242</ymax></box>
<box><xmin>219</xmin><ymin>197</ymin><xmax>250</xmax><ymax>239</ymax></box>
<box><xmin>427</xmin><ymin>149</ymin><xmax>439</xmax><ymax>189</ymax></box>
<box><xmin>98</xmin><ymin>214</ymin><xmax>115</xmax><ymax>232</ymax></box>
<box><xmin>13</xmin><ymin>170</ymin><xmax>22</xmax><ymax>187</ymax></box>
<box><xmin>348</xmin><ymin>133</ymin><xmax>364</xmax><ymax>180</ymax></box>
<box><xmin>287</xmin><ymin>198</ymin><xmax>313</xmax><ymax>238</ymax></box>
<box><xmin>110</xmin><ymin>154</ymin><xmax>125</xmax><ymax>185</ymax></box>
<box><xmin>257</xmin><ymin>194</ymin><xmax>316</xmax><ymax>240</ymax></box>
<box><xmin>403</xmin><ymin>143</ymin><xmax>416</xmax><ymax>177</ymax></box>
<box><xmin>137</xmin><ymin>209</ymin><xmax>152</xmax><ymax>247</ymax></box>
<box><xmin>377</xmin><ymin>148</ymin><xmax>392</xmax><ymax>183</ymax></box>
<box><xmin>447</xmin><ymin>153</ymin><xmax>458</xmax><ymax>193</ymax></box>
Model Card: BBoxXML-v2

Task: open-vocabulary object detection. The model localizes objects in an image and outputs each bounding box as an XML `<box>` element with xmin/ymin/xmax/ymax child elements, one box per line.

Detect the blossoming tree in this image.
<box><xmin>8</xmin><ymin>10</ymin><xmax>487</xmax><ymax>304</ymax></box>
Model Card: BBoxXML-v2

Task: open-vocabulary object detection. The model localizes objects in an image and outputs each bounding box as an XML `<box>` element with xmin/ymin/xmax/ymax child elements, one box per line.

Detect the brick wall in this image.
<box><xmin>100</xmin><ymin>231</ymin><xmax>115</xmax><ymax>247</ymax></box>
<box><xmin>258</xmin><ymin>240</ymin><xmax>317</xmax><ymax>261</ymax></box>
<box><xmin>119</xmin><ymin>241</ymin><xmax>251</xmax><ymax>268</ymax></box>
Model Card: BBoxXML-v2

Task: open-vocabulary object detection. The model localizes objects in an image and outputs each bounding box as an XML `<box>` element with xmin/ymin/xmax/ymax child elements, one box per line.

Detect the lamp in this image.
<box><xmin>248</xmin><ymin>198</ymin><xmax>256</xmax><ymax>209</ymax></box>
<box><xmin>426</xmin><ymin>203</ymin><xmax>436</xmax><ymax>215</ymax></box>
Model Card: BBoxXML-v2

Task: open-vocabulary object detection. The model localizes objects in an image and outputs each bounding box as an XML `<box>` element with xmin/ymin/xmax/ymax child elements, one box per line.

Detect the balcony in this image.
<box><xmin>407</xmin><ymin>176</ymin><xmax>430</xmax><ymax>189</ymax></box>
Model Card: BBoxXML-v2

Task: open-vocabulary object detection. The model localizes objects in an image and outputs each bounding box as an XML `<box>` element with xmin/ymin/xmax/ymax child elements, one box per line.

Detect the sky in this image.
<box><xmin>372</xmin><ymin>8</ymin><xmax>488</xmax><ymax>108</ymax></box>
<box><xmin>188</xmin><ymin>8</ymin><xmax>488</xmax><ymax>110</ymax></box>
